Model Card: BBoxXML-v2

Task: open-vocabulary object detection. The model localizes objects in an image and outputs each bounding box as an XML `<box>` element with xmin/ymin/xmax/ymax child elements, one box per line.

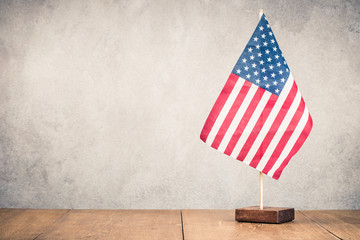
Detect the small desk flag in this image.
<box><xmin>200</xmin><ymin>13</ymin><xmax>313</xmax><ymax>180</ymax></box>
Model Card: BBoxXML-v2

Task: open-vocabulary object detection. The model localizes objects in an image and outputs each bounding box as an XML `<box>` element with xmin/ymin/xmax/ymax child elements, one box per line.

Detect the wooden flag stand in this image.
<box><xmin>235</xmin><ymin>10</ymin><xmax>295</xmax><ymax>224</ymax></box>
<box><xmin>235</xmin><ymin>172</ymin><xmax>294</xmax><ymax>223</ymax></box>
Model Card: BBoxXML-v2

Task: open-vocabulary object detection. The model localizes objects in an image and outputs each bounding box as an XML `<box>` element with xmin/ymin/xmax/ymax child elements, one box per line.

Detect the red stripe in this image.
<box><xmin>236</xmin><ymin>94</ymin><xmax>278</xmax><ymax>161</ymax></box>
<box><xmin>262</xmin><ymin>98</ymin><xmax>305</xmax><ymax>174</ymax></box>
<box><xmin>200</xmin><ymin>73</ymin><xmax>239</xmax><ymax>142</ymax></box>
<box><xmin>249</xmin><ymin>81</ymin><xmax>298</xmax><ymax>168</ymax></box>
<box><xmin>224</xmin><ymin>87</ymin><xmax>265</xmax><ymax>155</ymax></box>
<box><xmin>272</xmin><ymin>114</ymin><xmax>313</xmax><ymax>180</ymax></box>
<box><xmin>210</xmin><ymin>81</ymin><xmax>252</xmax><ymax>149</ymax></box>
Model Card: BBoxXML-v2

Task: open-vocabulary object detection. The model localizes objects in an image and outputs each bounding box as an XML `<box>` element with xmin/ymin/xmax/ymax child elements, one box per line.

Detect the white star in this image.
<box><xmin>271</xmin><ymin>73</ymin><xmax>276</xmax><ymax>78</ymax></box>
<box><xmin>246</xmin><ymin>74</ymin><xmax>251</xmax><ymax>79</ymax></box>
<box><xmin>260</xmin><ymin>60</ymin><xmax>264</xmax><ymax>65</ymax></box>
<box><xmin>265</xmin><ymin>83</ymin><xmax>270</xmax><ymax>88</ymax></box>
<box><xmin>261</xmin><ymin>68</ymin><xmax>266</xmax><ymax>73</ymax></box>
<box><xmin>269</xmin><ymin>31</ymin><xmax>273</xmax><ymax>36</ymax></box>
<box><xmin>267</xmin><ymin>57</ymin><xmax>272</xmax><ymax>62</ymax></box>
<box><xmin>275</xmin><ymin>89</ymin><xmax>280</xmax><ymax>93</ymax></box>
<box><xmin>259</xmin><ymin>26</ymin><xmax>264</xmax><ymax>31</ymax></box>
<box><xmin>281</xmin><ymin>78</ymin><xmax>285</xmax><ymax>82</ymax></box>
<box><xmin>267</xmin><ymin>24</ymin><xmax>270</xmax><ymax>28</ymax></box>
<box><xmin>273</xmin><ymin>47</ymin><xmax>277</xmax><ymax>51</ymax></box>
<box><xmin>263</xmin><ymin>41</ymin><xmax>268</xmax><ymax>46</ymax></box>
<box><xmin>284</xmin><ymin>60</ymin><xmax>287</xmax><ymax>64</ymax></box>
<box><xmin>244</xmin><ymin>66</ymin><xmax>249</xmax><ymax>71</ymax></box>
<box><xmin>256</xmin><ymin>79</ymin><xmax>260</xmax><ymax>84</ymax></box>
<box><xmin>261</xmin><ymin>34</ymin><xmax>266</xmax><ymax>38</ymax></box>
<box><xmin>236</xmin><ymin>69</ymin><xmax>241</xmax><ymax>74</ymax></box>
<box><xmin>279</xmin><ymin>70</ymin><xmax>283</xmax><ymax>75</ymax></box>
<box><xmin>252</xmin><ymin>63</ymin><xmax>257</xmax><ymax>68</ymax></box>
<box><xmin>248</xmin><ymin>47</ymin><xmax>253</xmax><ymax>52</ymax></box>
<box><xmin>242</xmin><ymin>58</ymin><xmax>247</xmax><ymax>63</ymax></box>
<box><xmin>273</xmin><ymin>80</ymin><xmax>278</xmax><ymax>85</ymax></box>
<box><xmin>254</xmin><ymin>71</ymin><xmax>259</xmax><ymax>76</ymax></box>
<box><xmin>250</xmin><ymin>55</ymin><xmax>255</xmax><ymax>60</ymax></box>
<box><xmin>271</xmin><ymin>39</ymin><xmax>275</xmax><ymax>44</ymax></box>
<box><xmin>258</xmin><ymin>52</ymin><xmax>262</xmax><ymax>57</ymax></box>
<box><xmin>265</xmin><ymin>49</ymin><xmax>270</xmax><ymax>54</ymax></box>
<box><xmin>286</xmin><ymin>68</ymin><xmax>289</xmax><ymax>72</ymax></box>
<box><xmin>263</xmin><ymin>76</ymin><xmax>268</xmax><ymax>81</ymax></box>
<box><xmin>254</xmin><ymin>37</ymin><xmax>258</xmax><ymax>42</ymax></box>
<box><xmin>256</xmin><ymin>44</ymin><xmax>260</xmax><ymax>49</ymax></box>
<box><xmin>277</xmin><ymin>62</ymin><xmax>281</xmax><ymax>67</ymax></box>
<box><xmin>269</xmin><ymin>65</ymin><xmax>274</xmax><ymax>70</ymax></box>
<box><xmin>275</xmin><ymin>55</ymin><xmax>279</xmax><ymax>59</ymax></box>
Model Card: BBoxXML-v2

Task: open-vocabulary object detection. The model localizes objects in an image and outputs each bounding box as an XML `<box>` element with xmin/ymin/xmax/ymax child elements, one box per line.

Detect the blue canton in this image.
<box><xmin>232</xmin><ymin>14</ymin><xmax>290</xmax><ymax>96</ymax></box>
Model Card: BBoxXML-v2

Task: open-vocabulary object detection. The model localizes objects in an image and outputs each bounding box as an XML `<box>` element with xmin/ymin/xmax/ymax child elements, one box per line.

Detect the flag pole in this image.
<box><xmin>258</xmin><ymin>8</ymin><xmax>264</xmax><ymax>211</ymax></box>
<box><xmin>260</xmin><ymin>172</ymin><xmax>263</xmax><ymax>209</ymax></box>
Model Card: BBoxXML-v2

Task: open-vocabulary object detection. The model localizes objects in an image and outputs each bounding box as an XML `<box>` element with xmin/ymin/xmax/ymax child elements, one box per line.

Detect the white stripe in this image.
<box><xmin>228</xmin><ymin>91</ymin><xmax>272</xmax><ymax>158</ymax></box>
<box><xmin>255</xmin><ymin>89</ymin><xmax>302</xmax><ymax>171</ymax></box>
<box><xmin>268</xmin><ymin>107</ymin><xmax>309</xmax><ymax>177</ymax></box>
<box><xmin>217</xmin><ymin>82</ymin><xmax>259</xmax><ymax>153</ymax></box>
<box><xmin>243</xmin><ymin>74</ymin><xmax>294</xmax><ymax>165</ymax></box>
<box><xmin>205</xmin><ymin>78</ymin><xmax>246</xmax><ymax>145</ymax></box>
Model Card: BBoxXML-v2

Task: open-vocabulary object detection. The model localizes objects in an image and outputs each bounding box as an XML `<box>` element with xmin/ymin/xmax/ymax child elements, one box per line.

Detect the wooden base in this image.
<box><xmin>235</xmin><ymin>206</ymin><xmax>294</xmax><ymax>224</ymax></box>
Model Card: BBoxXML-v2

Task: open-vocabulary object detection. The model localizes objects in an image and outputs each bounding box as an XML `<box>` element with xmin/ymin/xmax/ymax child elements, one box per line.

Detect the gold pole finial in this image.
<box><xmin>259</xmin><ymin>9</ymin><xmax>264</xmax><ymax>19</ymax></box>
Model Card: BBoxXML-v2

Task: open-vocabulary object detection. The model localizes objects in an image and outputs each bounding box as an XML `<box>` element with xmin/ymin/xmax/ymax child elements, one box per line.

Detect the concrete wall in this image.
<box><xmin>0</xmin><ymin>0</ymin><xmax>359</xmax><ymax>209</ymax></box>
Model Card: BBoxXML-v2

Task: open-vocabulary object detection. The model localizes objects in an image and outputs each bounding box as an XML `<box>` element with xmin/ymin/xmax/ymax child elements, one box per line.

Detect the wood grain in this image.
<box><xmin>1</xmin><ymin>209</ymin><xmax>359</xmax><ymax>239</ymax></box>
<box><xmin>0</xmin><ymin>208</ymin><xmax>69</xmax><ymax>240</ymax></box>
<box><xmin>300</xmin><ymin>210</ymin><xmax>360</xmax><ymax>240</ymax></box>
<box><xmin>182</xmin><ymin>209</ymin><xmax>337</xmax><ymax>240</ymax></box>
<box><xmin>36</xmin><ymin>209</ymin><xmax>183</xmax><ymax>240</ymax></box>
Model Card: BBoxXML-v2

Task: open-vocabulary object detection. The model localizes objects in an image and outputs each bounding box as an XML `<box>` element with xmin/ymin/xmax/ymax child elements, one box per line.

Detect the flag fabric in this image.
<box><xmin>200</xmin><ymin>13</ymin><xmax>313</xmax><ymax>180</ymax></box>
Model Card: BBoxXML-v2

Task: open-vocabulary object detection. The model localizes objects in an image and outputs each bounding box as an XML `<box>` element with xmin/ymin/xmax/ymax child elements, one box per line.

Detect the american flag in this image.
<box><xmin>200</xmin><ymin>13</ymin><xmax>313</xmax><ymax>180</ymax></box>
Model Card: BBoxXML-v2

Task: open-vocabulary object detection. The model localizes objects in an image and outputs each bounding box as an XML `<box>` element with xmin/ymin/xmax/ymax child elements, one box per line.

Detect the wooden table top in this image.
<box><xmin>0</xmin><ymin>209</ymin><xmax>359</xmax><ymax>239</ymax></box>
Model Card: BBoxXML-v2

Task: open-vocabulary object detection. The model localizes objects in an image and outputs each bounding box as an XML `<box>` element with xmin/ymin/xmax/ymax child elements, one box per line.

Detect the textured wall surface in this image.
<box><xmin>0</xmin><ymin>0</ymin><xmax>359</xmax><ymax>209</ymax></box>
